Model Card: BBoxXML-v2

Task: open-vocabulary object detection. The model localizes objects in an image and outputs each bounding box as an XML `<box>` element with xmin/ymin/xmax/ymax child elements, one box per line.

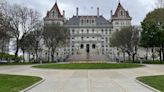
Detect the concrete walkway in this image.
<box><xmin>0</xmin><ymin>64</ymin><xmax>164</xmax><ymax>92</ymax></box>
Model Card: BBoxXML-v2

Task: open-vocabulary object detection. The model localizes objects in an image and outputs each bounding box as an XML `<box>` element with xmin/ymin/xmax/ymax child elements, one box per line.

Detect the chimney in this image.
<box><xmin>76</xmin><ymin>7</ymin><xmax>78</xmax><ymax>17</ymax></box>
<box><xmin>63</xmin><ymin>10</ymin><xmax>65</xmax><ymax>18</ymax></box>
<box><xmin>97</xmin><ymin>7</ymin><xmax>99</xmax><ymax>17</ymax></box>
<box><xmin>110</xmin><ymin>10</ymin><xmax>113</xmax><ymax>18</ymax></box>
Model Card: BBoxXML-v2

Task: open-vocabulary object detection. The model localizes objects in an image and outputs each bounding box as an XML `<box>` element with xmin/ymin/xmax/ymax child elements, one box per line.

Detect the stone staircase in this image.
<box><xmin>67</xmin><ymin>54</ymin><xmax>110</xmax><ymax>62</ymax></box>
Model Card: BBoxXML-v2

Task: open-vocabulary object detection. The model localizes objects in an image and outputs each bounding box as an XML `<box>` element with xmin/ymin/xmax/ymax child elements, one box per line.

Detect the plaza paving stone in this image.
<box><xmin>0</xmin><ymin>64</ymin><xmax>164</xmax><ymax>92</ymax></box>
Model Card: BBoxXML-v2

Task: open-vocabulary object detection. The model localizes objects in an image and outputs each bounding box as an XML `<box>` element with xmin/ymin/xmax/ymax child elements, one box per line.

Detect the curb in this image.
<box><xmin>135</xmin><ymin>79</ymin><xmax>161</xmax><ymax>92</ymax></box>
<box><xmin>20</xmin><ymin>78</ymin><xmax>45</xmax><ymax>92</ymax></box>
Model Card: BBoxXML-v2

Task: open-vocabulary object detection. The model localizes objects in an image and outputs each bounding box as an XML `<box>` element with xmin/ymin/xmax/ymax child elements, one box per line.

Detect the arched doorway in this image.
<box><xmin>86</xmin><ymin>44</ymin><xmax>90</xmax><ymax>53</ymax></box>
<box><xmin>92</xmin><ymin>44</ymin><xmax>96</xmax><ymax>49</ymax></box>
<box><xmin>80</xmin><ymin>44</ymin><xmax>84</xmax><ymax>49</ymax></box>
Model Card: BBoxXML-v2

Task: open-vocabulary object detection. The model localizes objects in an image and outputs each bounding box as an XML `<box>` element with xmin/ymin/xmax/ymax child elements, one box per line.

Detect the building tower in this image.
<box><xmin>44</xmin><ymin>2</ymin><xmax>65</xmax><ymax>25</ymax></box>
<box><xmin>111</xmin><ymin>2</ymin><xmax>132</xmax><ymax>32</ymax></box>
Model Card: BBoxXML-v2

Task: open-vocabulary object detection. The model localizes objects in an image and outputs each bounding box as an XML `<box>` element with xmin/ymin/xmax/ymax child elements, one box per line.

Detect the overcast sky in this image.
<box><xmin>6</xmin><ymin>0</ymin><xmax>157</xmax><ymax>25</ymax></box>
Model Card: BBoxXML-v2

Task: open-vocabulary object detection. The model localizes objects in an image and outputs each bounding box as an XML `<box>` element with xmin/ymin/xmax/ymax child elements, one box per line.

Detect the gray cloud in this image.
<box><xmin>7</xmin><ymin>0</ymin><xmax>157</xmax><ymax>25</ymax></box>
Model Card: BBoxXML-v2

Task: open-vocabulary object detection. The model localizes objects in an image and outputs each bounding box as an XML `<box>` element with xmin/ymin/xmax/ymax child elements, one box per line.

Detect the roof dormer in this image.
<box><xmin>45</xmin><ymin>2</ymin><xmax>63</xmax><ymax>18</ymax></box>
<box><xmin>112</xmin><ymin>2</ymin><xmax>131</xmax><ymax>19</ymax></box>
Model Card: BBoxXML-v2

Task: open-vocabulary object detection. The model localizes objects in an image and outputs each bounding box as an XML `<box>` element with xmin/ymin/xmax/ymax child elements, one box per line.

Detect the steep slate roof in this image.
<box><xmin>66</xmin><ymin>16</ymin><xmax>110</xmax><ymax>25</ymax></box>
<box><xmin>112</xmin><ymin>2</ymin><xmax>131</xmax><ymax>18</ymax></box>
<box><xmin>45</xmin><ymin>3</ymin><xmax>63</xmax><ymax>18</ymax></box>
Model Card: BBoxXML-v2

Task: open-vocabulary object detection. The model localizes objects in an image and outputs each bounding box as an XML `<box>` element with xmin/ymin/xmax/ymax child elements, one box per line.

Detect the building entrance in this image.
<box><xmin>86</xmin><ymin>44</ymin><xmax>90</xmax><ymax>53</ymax></box>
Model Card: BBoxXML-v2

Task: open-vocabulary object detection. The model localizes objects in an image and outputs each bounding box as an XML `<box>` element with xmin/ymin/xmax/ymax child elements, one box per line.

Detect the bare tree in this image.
<box><xmin>0</xmin><ymin>2</ymin><xmax>41</xmax><ymax>62</ymax></box>
<box><xmin>0</xmin><ymin>8</ymin><xmax>10</xmax><ymax>54</ymax></box>
<box><xmin>111</xmin><ymin>26</ymin><xmax>140</xmax><ymax>62</ymax></box>
<box><xmin>43</xmin><ymin>23</ymin><xmax>69</xmax><ymax>62</ymax></box>
<box><xmin>0</xmin><ymin>29</ymin><xmax>9</xmax><ymax>54</ymax></box>
<box><xmin>19</xmin><ymin>21</ymin><xmax>43</xmax><ymax>62</ymax></box>
<box><xmin>30</xmin><ymin>22</ymin><xmax>43</xmax><ymax>62</ymax></box>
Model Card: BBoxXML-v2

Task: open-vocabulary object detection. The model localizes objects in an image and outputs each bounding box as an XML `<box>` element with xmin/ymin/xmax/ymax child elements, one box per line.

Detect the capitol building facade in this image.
<box><xmin>43</xmin><ymin>2</ymin><xmax>132</xmax><ymax>61</ymax></box>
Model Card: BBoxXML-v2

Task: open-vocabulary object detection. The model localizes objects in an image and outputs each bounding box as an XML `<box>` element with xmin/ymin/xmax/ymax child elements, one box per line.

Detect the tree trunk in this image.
<box><xmin>159</xmin><ymin>48</ymin><xmax>162</xmax><ymax>62</ymax></box>
<box><xmin>126</xmin><ymin>51</ymin><xmax>131</xmax><ymax>61</ymax></box>
<box><xmin>32</xmin><ymin>53</ymin><xmax>35</xmax><ymax>62</ymax></box>
<box><xmin>123</xmin><ymin>51</ymin><xmax>125</xmax><ymax>62</ymax></box>
<box><xmin>1</xmin><ymin>38</ymin><xmax>5</xmax><ymax>54</ymax></box>
<box><xmin>35</xmin><ymin>50</ymin><xmax>38</xmax><ymax>63</ymax></box>
<box><xmin>48</xmin><ymin>48</ymin><xmax>50</xmax><ymax>62</ymax></box>
<box><xmin>15</xmin><ymin>38</ymin><xmax>19</xmax><ymax>62</ymax></box>
<box><xmin>162</xmin><ymin>45</ymin><xmax>164</xmax><ymax>61</ymax></box>
<box><xmin>28</xmin><ymin>52</ymin><xmax>31</xmax><ymax>62</ymax></box>
<box><xmin>51</xmin><ymin>49</ymin><xmax>55</xmax><ymax>62</ymax></box>
<box><xmin>152</xmin><ymin>47</ymin><xmax>154</xmax><ymax>61</ymax></box>
<box><xmin>132</xmin><ymin>54</ymin><xmax>135</xmax><ymax>62</ymax></box>
<box><xmin>0</xmin><ymin>38</ymin><xmax>6</xmax><ymax>60</ymax></box>
<box><xmin>146</xmin><ymin>48</ymin><xmax>148</xmax><ymax>60</ymax></box>
<box><xmin>23</xmin><ymin>50</ymin><xmax>25</xmax><ymax>62</ymax></box>
<box><xmin>128</xmin><ymin>54</ymin><xmax>131</xmax><ymax>61</ymax></box>
<box><xmin>0</xmin><ymin>39</ymin><xmax>4</xmax><ymax>60</ymax></box>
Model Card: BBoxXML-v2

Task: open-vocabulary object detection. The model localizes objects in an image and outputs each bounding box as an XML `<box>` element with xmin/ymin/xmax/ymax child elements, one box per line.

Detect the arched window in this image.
<box><xmin>101</xmin><ymin>29</ymin><xmax>104</xmax><ymax>33</ymax></box>
<box><xmin>81</xmin><ymin>30</ymin><xmax>84</xmax><ymax>33</ymax></box>
<box><xmin>105</xmin><ymin>29</ymin><xmax>108</xmax><ymax>34</ymax></box>
<box><xmin>87</xmin><ymin>19</ymin><xmax>89</xmax><ymax>23</ymax></box>
<box><xmin>120</xmin><ymin>11</ymin><xmax>124</xmax><ymax>16</ymax></box>
<box><xmin>80</xmin><ymin>44</ymin><xmax>84</xmax><ymax>49</ymax></box>
<box><xmin>52</xmin><ymin>11</ymin><xmax>55</xmax><ymax>17</ymax></box>
<box><xmin>92</xmin><ymin>29</ymin><xmax>94</xmax><ymax>33</ymax></box>
<box><xmin>72</xmin><ymin>29</ymin><xmax>75</xmax><ymax>34</ymax></box>
<box><xmin>87</xmin><ymin>29</ymin><xmax>89</xmax><ymax>33</ymax></box>
<box><xmin>92</xmin><ymin>20</ymin><xmax>94</xmax><ymax>23</ymax></box>
<box><xmin>81</xmin><ymin>37</ymin><xmax>84</xmax><ymax>40</ymax></box>
<box><xmin>92</xmin><ymin>44</ymin><xmax>96</xmax><ymax>49</ymax></box>
<box><xmin>81</xmin><ymin>19</ymin><xmax>84</xmax><ymax>24</ymax></box>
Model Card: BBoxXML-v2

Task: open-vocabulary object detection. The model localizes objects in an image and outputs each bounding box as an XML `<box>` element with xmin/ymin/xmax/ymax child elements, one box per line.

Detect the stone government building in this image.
<box><xmin>43</xmin><ymin>2</ymin><xmax>132</xmax><ymax>61</ymax></box>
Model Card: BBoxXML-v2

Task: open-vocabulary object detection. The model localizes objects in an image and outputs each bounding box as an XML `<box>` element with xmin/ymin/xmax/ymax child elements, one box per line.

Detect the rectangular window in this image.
<box><xmin>105</xmin><ymin>29</ymin><xmax>108</xmax><ymax>34</ymax></box>
<box><xmin>92</xmin><ymin>29</ymin><xmax>94</xmax><ymax>33</ymax></box>
<box><xmin>106</xmin><ymin>38</ymin><xmax>108</xmax><ymax>43</ymax></box>
<box><xmin>109</xmin><ymin>29</ymin><xmax>111</xmax><ymax>34</ymax></box>
<box><xmin>101</xmin><ymin>29</ymin><xmax>104</xmax><ymax>33</ymax></box>
<box><xmin>81</xmin><ymin>37</ymin><xmax>84</xmax><ymax>41</ymax></box>
<box><xmin>81</xmin><ymin>20</ymin><xmax>84</xmax><ymax>25</ymax></box>
<box><xmin>72</xmin><ymin>29</ymin><xmax>75</xmax><ymax>34</ymax></box>
<box><xmin>92</xmin><ymin>20</ymin><xmax>94</xmax><ymax>24</ymax></box>
<box><xmin>115</xmin><ymin>22</ymin><xmax>119</xmax><ymax>25</ymax></box>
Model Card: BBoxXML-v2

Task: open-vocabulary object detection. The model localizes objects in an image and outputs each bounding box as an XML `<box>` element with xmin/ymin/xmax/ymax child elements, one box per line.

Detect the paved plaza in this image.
<box><xmin>0</xmin><ymin>64</ymin><xmax>164</xmax><ymax>92</ymax></box>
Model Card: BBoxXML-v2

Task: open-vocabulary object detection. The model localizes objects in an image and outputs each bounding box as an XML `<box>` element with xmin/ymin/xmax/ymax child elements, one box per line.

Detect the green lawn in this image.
<box><xmin>0</xmin><ymin>74</ymin><xmax>42</xmax><ymax>92</ymax></box>
<box><xmin>33</xmin><ymin>63</ymin><xmax>143</xmax><ymax>69</ymax></box>
<box><xmin>137</xmin><ymin>75</ymin><xmax>164</xmax><ymax>92</ymax></box>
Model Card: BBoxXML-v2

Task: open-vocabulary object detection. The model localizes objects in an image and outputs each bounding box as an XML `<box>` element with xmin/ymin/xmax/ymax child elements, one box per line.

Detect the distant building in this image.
<box><xmin>43</xmin><ymin>2</ymin><xmax>132</xmax><ymax>61</ymax></box>
<box><xmin>0</xmin><ymin>39</ymin><xmax>9</xmax><ymax>53</ymax></box>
